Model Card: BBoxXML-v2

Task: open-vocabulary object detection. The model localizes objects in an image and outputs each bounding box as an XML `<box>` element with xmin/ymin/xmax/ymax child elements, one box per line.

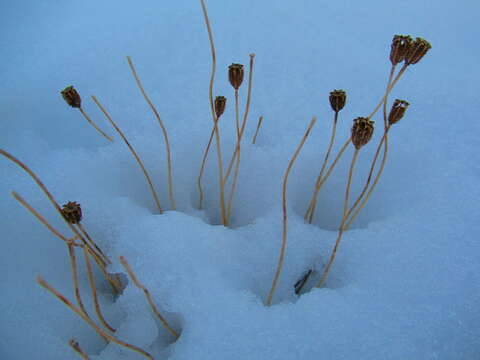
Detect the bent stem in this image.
<box><xmin>266</xmin><ymin>116</ymin><xmax>317</xmax><ymax>306</ymax></box>
<box><xmin>252</xmin><ymin>115</ymin><xmax>264</xmax><ymax>144</ymax></box>
<box><xmin>91</xmin><ymin>95</ymin><xmax>163</xmax><ymax>214</ymax></box>
<box><xmin>37</xmin><ymin>277</ymin><xmax>156</xmax><ymax>360</ymax></box>
<box><xmin>226</xmin><ymin>54</ymin><xmax>255</xmax><ymax>223</ymax></box>
<box><xmin>200</xmin><ymin>0</ymin><xmax>227</xmax><ymax>225</ymax></box>
<box><xmin>127</xmin><ymin>56</ymin><xmax>175</xmax><ymax>211</ymax></box>
<box><xmin>82</xmin><ymin>245</ymin><xmax>116</xmax><ymax>333</ymax></box>
<box><xmin>78</xmin><ymin>107</ymin><xmax>113</xmax><ymax>142</ymax></box>
<box><xmin>77</xmin><ymin>222</ymin><xmax>110</xmax><ymax>265</ymax></box>
<box><xmin>119</xmin><ymin>256</ymin><xmax>179</xmax><ymax>339</ymax></box>
<box><xmin>305</xmin><ymin>111</ymin><xmax>339</xmax><ymax>224</ymax></box>
<box><xmin>316</xmin><ymin>149</ymin><xmax>359</xmax><ymax>288</ymax></box>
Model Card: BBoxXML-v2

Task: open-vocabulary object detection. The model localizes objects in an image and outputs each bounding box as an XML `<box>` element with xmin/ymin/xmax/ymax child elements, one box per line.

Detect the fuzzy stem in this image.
<box><xmin>200</xmin><ymin>0</ymin><xmax>227</xmax><ymax>225</ymax></box>
<box><xmin>82</xmin><ymin>245</ymin><xmax>116</xmax><ymax>332</ymax></box>
<box><xmin>252</xmin><ymin>115</ymin><xmax>264</xmax><ymax>144</ymax></box>
<box><xmin>78</xmin><ymin>107</ymin><xmax>113</xmax><ymax>142</ymax></box>
<box><xmin>127</xmin><ymin>56</ymin><xmax>176</xmax><ymax>211</ymax></box>
<box><xmin>266</xmin><ymin>116</ymin><xmax>317</xmax><ymax>306</ymax></box>
<box><xmin>316</xmin><ymin>149</ymin><xmax>359</xmax><ymax>288</ymax></box>
<box><xmin>305</xmin><ymin>111</ymin><xmax>339</xmax><ymax>223</ymax></box>
<box><xmin>119</xmin><ymin>256</ymin><xmax>179</xmax><ymax>339</ymax></box>
<box><xmin>91</xmin><ymin>95</ymin><xmax>163</xmax><ymax>214</ymax></box>
<box><xmin>37</xmin><ymin>277</ymin><xmax>155</xmax><ymax>360</ymax></box>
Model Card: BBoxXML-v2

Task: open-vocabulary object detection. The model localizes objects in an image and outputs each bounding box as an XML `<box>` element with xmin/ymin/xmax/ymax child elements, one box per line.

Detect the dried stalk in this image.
<box><xmin>82</xmin><ymin>245</ymin><xmax>116</xmax><ymax>332</ymax></box>
<box><xmin>119</xmin><ymin>256</ymin><xmax>179</xmax><ymax>339</ymax></box>
<box><xmin>266</xmin><ymin>116</ymin><xmax>317</xmax><ymax>306</ymax></box>
<box><xmin>69</xmin><ymin>339</ymin><xmax>90</xmax><ymax>360</ymax></box>
<box><xmin>316</xmin><ymin>149</ymin><xmax>359</xmax><ymax>288</ymax></box>
<box><xmin>305</xmin><ymin>111</ymin><xmax>339</xmax><ymax>223</ymax></box>
<box><xmin>197</xmin><ymin>127</ymin><xmax>215</xmax><ymax>209</ymax></box>
<box><xmin>200</xmin><ymin>0</ymin><xmax>227</xmax><ymax>225</ymax></box>
<box><xmin>127</xmin><ymin>56</ymin><xmax>176</xmax><ymax>211</ymax></box>
<box><xmin>91</xmin><ymin>95</ymin><xmax>163</xmax><ymax>214</ymax></box>
<box><xmin>38</xmin><ymin>277</ymin><xmax>156</xmax><ymax>360</ymax></box>
<box><xmin>226</xmin><ymin>54</ymin><xmax>255</xmax><ymax>223</ymax></box>
<box><xmin>78</xmin><ymin>107</ymin><xmax>114</xmax><ymax>142</ymax></box>
<box><xmin>76</xmin><ymin>222</ymin><xmax>111</xmax><ymax>265</ymax></box>
<box><xmin>252</xmin><ymin>115</ymin><xmax>264</xmax><ymax>144</ymax></box>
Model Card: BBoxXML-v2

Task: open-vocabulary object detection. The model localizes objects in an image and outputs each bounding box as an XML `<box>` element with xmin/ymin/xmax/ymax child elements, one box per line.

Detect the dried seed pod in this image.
<box><xmin>388</xmin><ymin>99</ymin><xmax>409</xmax><ymax>125</ymax></box>
<box><xmin>390</xmin><ymin>35</ymin><xmax>413</xmax><ymax>65</ymax></box>
<box><xmin>351</xmin><ymin>117</ymin><xmax>375</xmax><ymax>149</ymax></box>
<box><xmin>329</xmin><ymin>89</ymin><xmax>347</xmax><ymax>112</ymax></box>
<box><xmin>405</xmin><ymin>37</ymin><xmax>431</xmax><ymax>65</ymax></box>
<box><xmin>228</xmin><ymin>63</ymin><xmax>244</xmax><ymax>90</ymax></box>
<box><xmin>214</xmin><ymin>96</ymin><xmax>227</xmax><ymax>119</ymax></box>
<box><xmin>61</xmin><ymin>201</ymin><xmax>82</xmax><ymax>224</ymax></box>
<box><xmin>61</xmin><ymin>86</ymin><xmax>81</xmax><ymax>108</ymax></box>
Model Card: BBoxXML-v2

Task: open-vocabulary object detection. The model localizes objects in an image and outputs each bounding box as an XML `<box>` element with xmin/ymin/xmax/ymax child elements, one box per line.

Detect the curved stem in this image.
<box><xmin>69</xmin><ymin>339</ymin><xmax>90</xmax><ymax>360</ymax></box>
<box><xmin>197</xmin><ymin>127</ymin><xmax>215</xmax><ymax>209</ymax></box>
<box><xmin>38</xmin><ymin>277</ymin><xmax>156</xmax><ymax>360</ymax></box>
<box><xmin>266</xmin><ymin>116</ymin><xmax>317</xmax><ymax>306</ymax></box>
<box><xmin>91</xmin><ymin>95</ymin><xmax>163</xmax><ymax>214</ymax></box>
<box><xmin>127</xmin><ymin>56</ymin><xmax>175</xmax><ymax>211</ymax></box>
<box><xmin>119</xmin><ymin>256</ymin><xmax>179</xmax><ymax>339</ymax></box>
<box><xmin>83</xmin><ymin>245</ymin><xmax>116</xmax><ymax>332</ymax></box>
<box><xmin>305</xmin><ymin>111</ymin><xmax>339</xmax><ymax>224</ymax></box>
<box><xmin>78</xmin><ymin>107</ymin><xmax>113</xmax><ymax>142</ymax></box>
<box><xmin>316</xmin><ymin>149</ymin><xmax>359</xmax><ymax>288</ymax></box>
<box><xmin>200</xmin><ymin>0</ymin><xmax>226</xmax><ymax>225</ymax></box>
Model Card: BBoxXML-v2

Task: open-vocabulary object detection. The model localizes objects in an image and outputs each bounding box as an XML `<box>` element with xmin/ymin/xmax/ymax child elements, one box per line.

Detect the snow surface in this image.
<box><xmin>1</xmin><ymin>0</ymin><xmax>479</xmax><ymax>359</ymax></box>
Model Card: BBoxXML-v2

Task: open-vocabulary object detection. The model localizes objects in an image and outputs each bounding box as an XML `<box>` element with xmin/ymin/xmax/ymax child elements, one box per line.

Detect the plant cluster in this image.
<box><xmin>0</xmin><ymin>0</ymin><xmax>430</xmax><ymax>358</ymax></box>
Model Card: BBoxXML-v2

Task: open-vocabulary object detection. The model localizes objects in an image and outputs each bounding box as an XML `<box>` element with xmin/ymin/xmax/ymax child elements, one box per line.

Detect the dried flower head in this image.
<box><xmin>228</xmin><ymin>63</ymin><xmax>244</xmax><ymax>90</ymax></box>
<box><xmin>61</xmin><ymin>201</ymin><xmax>82</xmax><ymax>224</ymax></box>
<box><xmin>390</xmin><ymin>35</ymin><xmax>413</xmax><ymax>65</ymax></box>
<box><xmin>351</xmin><ymin>117</ymin><xmax>375</xmax><ymax>149</ymax></box>
<box><xmin>61</xmin><ymin>86</ymin><xmax>81</xmax><ymax>108</ymax></box>
<box><xmin>329</xmin><ymin>89</ymin><xmax>347</xmax><ymax>112</ymax></box>
<box><xmin>405</xmin><ymin>37</ymin><xmax>431</xmax><ymax>65</ymax></box>
<box><xmin>388</xmin><ymin>99</ymin><xmax>410</xmax><ymax>125</ymax></box>
<box><xmin>214</xmin><ymin>96</ymin><xmax>227</xmax><ymax>119</ymax></box>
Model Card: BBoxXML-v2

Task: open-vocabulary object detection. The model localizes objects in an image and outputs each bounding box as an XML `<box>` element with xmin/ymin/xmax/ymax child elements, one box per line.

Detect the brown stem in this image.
<box><xmin>305</xmin><ymin>111</ymin><xmax>339</xmax><ymax>224</ymax></box>
<box><xmin>78</xmin><ymin>107</ymin><xmax>113</xmax><ymax>142</ymax></box>
<box><xmin>304</xmin><ymin>137</ymin><xmax>351</xmax><ymax>220</ymax></box>
<box><xmin>252</xmin><ymin>115</ymin><xmax>264</xmax><ymax>144</ymax></box>
<box><xmin>226</xmin><ymin>54</ymin><xmax>256</xmax><ymax>223</ymax></box>
<box><xmin>38</xmin><ymin>277</ymin><xmax>156</xmax><ymax>360</ymax></box>
<box><xmin>67</xmin><ymin>242</ymin><xmax>89</xmax><ymax>317</ymax></box>
<box><xmin>82</xmin><ymin>245</ymin><xmax>116</xmax><ymax>332</ymax></box>
<box><xmin>69</xmin><ymin>339</ymin><xmax>90</xmax><ymax>360</ymax></box>
<box><xmin>197</xmin><ymin>127</ymin><xmax>215</xmax><ymax>209</ymax></box>
<box><xmin>223</xmin><ymin>54</ymin><xmax>256</xmax><ymax>185</ymax></box>
<box><xmin>77</xmin><ymin>222</ymin><xmax>110</xmax><ymax>265</ymax></box>
<box><xmin>91</xmin><ymin>95</ymin><xmax>163</xmax><ymax>214</ymax></box>
<box><xmin>119</xmin><ymin>256</ymin><xmax>179</xmax><ymax>339</ymax></box>
<box><xmin>316</xmin><ymin>149</ymin><xmax>359</xmax><ymax>288</ymax></box>
<box><xmin>200</xmin><ymin>0</ymin><xmax>227</xmax><ymax>225</ymax></box>
<box><xmin>127</xmin><ymin>56</ymin><xmax>175</xmax><ymax>211</ymax></box>
<box><xmin>266</xmin><ymin>116</ymin><xmax>317</xmax><ymax>306</ymax></box>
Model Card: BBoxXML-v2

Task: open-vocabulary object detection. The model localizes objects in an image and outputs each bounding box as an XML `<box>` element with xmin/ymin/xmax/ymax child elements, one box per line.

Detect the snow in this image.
<box><xmin>1</xmin><ymin>0</ymin><xmax>479</xmax><ymax>359</ymax></box>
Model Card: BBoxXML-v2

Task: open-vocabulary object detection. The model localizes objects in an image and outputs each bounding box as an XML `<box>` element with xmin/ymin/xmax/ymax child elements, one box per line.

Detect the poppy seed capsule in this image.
<box><xmin>61</xmin><ymin>201</ymin><xmax>82</xmax><ymax>224</ymax></box>
<box><xmin>61</xmin><ymin>86</ymin><xmax>81</xmax><ymax>108</ymax></box>
<box><xmin>351</xmin><ymin>117</ymin><xmax>375</xmax><ymax>150</ymax></box>
<box><xmin>214</xmin><ymin>96</ymin><xmax>227</xmax><ymax>119</ymax></box>
<box><xmin>404</xmin><ymin>37</ymin><xmax>431</xmax><ymax>65</ymax></box>
<box><xmin>388</xmin><ymin>99</ymin><xmax>409</xmax><ymax>125</ymax></box>
<box><xmin>329</xmin><ymin>89</ymin><xmax>347</xmax><ymax>112</ymax></box>
<box><xmin>228</xmin><ymin>63</ymin><xmax>244</xmax><ymax>90</ymax></box>
<box><xmin>390</xmin><ymin>35</ymin><xmax>413</xmax><ymax>65</ymax></box>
